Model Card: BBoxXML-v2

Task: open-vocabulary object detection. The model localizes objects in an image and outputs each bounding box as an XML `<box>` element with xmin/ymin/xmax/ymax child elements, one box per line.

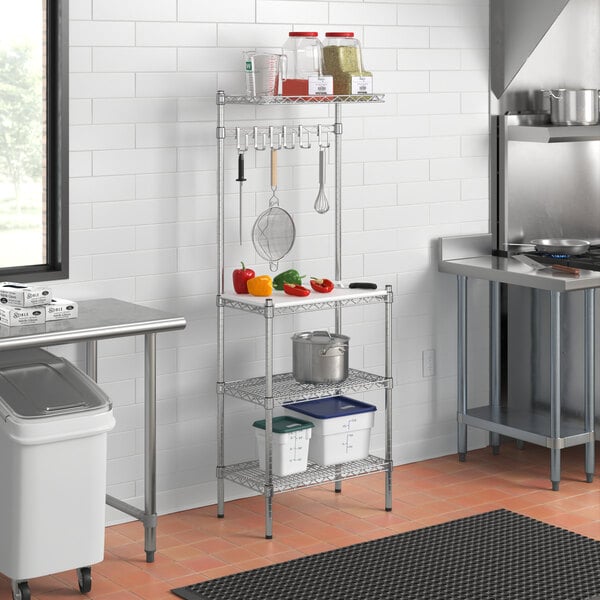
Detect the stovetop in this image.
<box><xmin>523</xmin><ymin>244</ymin><xmax>600</xmax><ymax>271</ymax></box>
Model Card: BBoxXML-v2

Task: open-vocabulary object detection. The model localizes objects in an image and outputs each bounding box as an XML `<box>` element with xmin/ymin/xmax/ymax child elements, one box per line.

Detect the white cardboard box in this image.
<box><xmin>45</xmin><ymin>298</ymin><xmax>78</xmax><ymax>321</ymax></box>
<box><xmin>0</xmin><ymin>282</ymin><xmax>52</xmax><ymax>307</ymax></box>
<box><xmin>0</xmin><ymin>305</ymin><xmax>46</xmax><ymax>327</ymax></box>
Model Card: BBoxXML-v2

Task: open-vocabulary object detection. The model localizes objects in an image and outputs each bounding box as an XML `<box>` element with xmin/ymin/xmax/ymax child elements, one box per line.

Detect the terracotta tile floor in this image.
<box><xmin>2</xmin><ymin>443</ymin><xmax>600</xmax><ymax>599</ymax></box>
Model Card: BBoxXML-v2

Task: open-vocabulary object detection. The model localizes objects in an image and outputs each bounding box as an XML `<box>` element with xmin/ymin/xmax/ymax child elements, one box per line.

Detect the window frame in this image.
<box><xmin>0</xmin><ymin>0</ymin><xmax>69</xmax><ymax>283</ymax></box>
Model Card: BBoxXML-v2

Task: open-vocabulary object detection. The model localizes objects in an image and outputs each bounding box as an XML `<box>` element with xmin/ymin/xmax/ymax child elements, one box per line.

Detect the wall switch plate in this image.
<box><xmin>422</xmin><ymin>349</ymin><xmax>435</xmax><ymax>377</ymax></box>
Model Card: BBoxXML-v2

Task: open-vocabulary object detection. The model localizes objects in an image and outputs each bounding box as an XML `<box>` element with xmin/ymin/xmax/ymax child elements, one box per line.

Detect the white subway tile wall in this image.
<box><xmin>51</xmin><ymin>0</ymin><xmax>490</xmax><ymax>523</ymax></box>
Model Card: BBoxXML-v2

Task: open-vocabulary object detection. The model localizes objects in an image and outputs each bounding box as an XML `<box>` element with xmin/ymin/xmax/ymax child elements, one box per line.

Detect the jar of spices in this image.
<box><xmin>282</xmin><ymin>32</ymin><xmax>333</xmax><ymax>96</ymax></box>
<box><xmin>322</xmin><ymin>32</ymin><xmax>373</xmax><ymax>96</ymax></box>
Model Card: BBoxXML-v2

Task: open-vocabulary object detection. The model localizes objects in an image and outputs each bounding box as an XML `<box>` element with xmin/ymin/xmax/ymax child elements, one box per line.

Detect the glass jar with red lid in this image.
<box><xmin>282</xmin><ymin>32</ymin><xmax>333</xmax><ymax>96</ymax></box>
<box><xmin>323</xmin><ymin>32</ymin><xmax>373</xmax><ymax>96</ymax></box>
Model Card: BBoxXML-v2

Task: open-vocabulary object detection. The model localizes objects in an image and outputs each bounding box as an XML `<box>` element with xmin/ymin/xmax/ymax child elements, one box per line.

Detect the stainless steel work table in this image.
<box><xmin>0</xmin><ymin>298</ymin><xmax>186</xmax><ymax>562</ymax></box>
<box><xmin>439</xmin><ymin>251</ymin><xmax>599</xmax><ymax>490</ymax></box>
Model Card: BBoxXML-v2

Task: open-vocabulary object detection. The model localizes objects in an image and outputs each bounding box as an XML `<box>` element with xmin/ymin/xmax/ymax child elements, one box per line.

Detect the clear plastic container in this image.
<box><xmin>282</xmin><ymin>32</ymin><xmax>333</xmax><ymax>96</ymax></box>
<box><xmin>322</xmin><ymin>32</ymin><xmax>373</xmax><ymax>96</ymax></box>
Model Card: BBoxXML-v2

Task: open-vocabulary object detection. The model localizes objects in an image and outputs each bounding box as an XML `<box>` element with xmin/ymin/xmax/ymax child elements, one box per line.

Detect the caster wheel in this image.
<box><xmin>13</xmin><ymin>582</ymin><xmax>30</xmax><ymax>600</ymax></box>
<box><xmin>77</xmin><ymin>566</ymin><xmax>92</xmax><ymax>594</ymax></box>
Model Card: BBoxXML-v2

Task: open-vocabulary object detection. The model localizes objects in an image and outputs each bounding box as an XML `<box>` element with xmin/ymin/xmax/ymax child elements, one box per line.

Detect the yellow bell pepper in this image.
<box><xmin>247</xmin><ymin>275</ymin><xmax>273</xmax><ymax>297</ymax></box>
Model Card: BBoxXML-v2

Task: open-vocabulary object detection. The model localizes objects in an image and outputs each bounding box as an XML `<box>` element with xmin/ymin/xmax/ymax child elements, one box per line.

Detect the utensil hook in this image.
<box><xmin>282</xmin><ymin>125</ymin><xmax>296</xmax><ymax>150</ymax></box>
<box><xmin>298</xmin><ymin>125</ymin><xmax>311</xmax><ymax>149</ymax></box>
<box><xmin>317</xmin><ymin>124</ymin><xmax>330</xmax><ymax>148</ymax></box>
<box><xmin>236</xmin><ymin>127</ymin><xmax>249</xmax><ymax>153</ymax></box>
<box><xmin>269</xmin><ymin>126</ymin><xmax>282</xmax><ymax>150</ymax></box>
<box><xmin>253</xmin><ymin>126</ymin><xmax>267</xmax><ymax>151</ymax></box>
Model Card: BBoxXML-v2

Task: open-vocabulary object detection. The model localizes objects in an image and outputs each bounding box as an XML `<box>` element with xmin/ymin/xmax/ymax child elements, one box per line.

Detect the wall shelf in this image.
<box><xmin>223</xmin><ymin>94</ymin><xmax>385</xmax><ymax>105</ymax></box>
<box><xmin>507</xmin><ymin>124</ymin><xmax>600</xmax><ymax>143</ymax></box>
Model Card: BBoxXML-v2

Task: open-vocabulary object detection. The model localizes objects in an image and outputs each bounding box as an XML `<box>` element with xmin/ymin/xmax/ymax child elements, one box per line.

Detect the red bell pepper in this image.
<box><xmin>232</xmin><ymin>262</ymin><xmax>255</xmax><ymax>294</ymax></box>
<box><xmin>310</xmin><ymin>277</ymin><xmax>334</xmax><ymax>293</ymax></box>
<box><xmin>283</xmin><ymin>283</ymin><xmax>311</xmax><ymax>297</ymax></box>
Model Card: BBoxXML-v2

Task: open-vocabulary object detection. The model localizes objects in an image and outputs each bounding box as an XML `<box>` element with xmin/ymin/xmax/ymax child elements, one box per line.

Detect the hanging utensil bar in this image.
<box><xmin>224</xmin><ymin>124</ymin><xmax>335</xmax><ymax>148</ymax></box>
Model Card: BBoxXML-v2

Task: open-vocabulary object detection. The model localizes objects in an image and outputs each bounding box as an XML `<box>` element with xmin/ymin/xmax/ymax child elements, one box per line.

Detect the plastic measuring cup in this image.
<box><xmin>244</xmin><ymin>52</ymin><xmax>285</xmax><ymax>96</ymax></box>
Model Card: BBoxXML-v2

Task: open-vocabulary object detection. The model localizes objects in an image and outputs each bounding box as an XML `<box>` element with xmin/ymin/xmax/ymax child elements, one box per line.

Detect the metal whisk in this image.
<box><xmin>314</xmin><ymin>147</ymin><xmax>329</xmax><ymax>214</ymax></box>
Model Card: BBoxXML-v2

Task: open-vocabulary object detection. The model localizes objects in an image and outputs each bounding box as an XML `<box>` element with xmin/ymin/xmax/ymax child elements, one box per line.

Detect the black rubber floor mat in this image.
<box><xmin>172</xmin><ymin>508</ymin><xmax>600</xmax><ymax>600</ymax></box>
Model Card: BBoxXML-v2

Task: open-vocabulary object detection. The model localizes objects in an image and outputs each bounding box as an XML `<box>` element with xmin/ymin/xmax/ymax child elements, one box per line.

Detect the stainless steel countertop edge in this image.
<box><xmin>439</xmin><ymin>254</ymin><xmax>600</xmax><ymax>292</ymax></box>
<box><xmin>438</xmin><ymin>235</ymin><xmax>600</xmax><ymax>292</ymax></box>
<box><xmin>0</xmin><ymin>298</ymin><xmax>187</xmax><ymax>350</ymax></box>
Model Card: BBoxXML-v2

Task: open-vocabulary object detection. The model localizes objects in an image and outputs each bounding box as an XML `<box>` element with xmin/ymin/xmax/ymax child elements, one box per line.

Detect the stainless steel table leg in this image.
<box><xmin>144</xmin><ymin>332</ymin><xmax>157</xmax><ymax>561</ymax></box>
<box><xmin>550</xmin><ymin>291</ymin><xmax>561</xmax><ymax>491</ymax></box>
<box><xmin>457</xmin><ymin>275</ymin><xmax>468</xmax><ymax>461</ymax></box>
<box><xmin>490</xmin><ymin>281</ymin><xmax>501</xmax><ymax>454</ymax></box>
<box><xmin>86</xmin><ymin>340</ymin><xmax>98</xmax><ymax>381</ymax></box>
<box><xmin>584</xmin><ymin>288</ymin><xmax>595</xmax><ymax>483</ymax></box>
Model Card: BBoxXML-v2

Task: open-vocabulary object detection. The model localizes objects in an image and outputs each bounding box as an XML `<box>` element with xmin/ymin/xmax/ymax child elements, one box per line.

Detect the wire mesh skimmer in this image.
<box><xmin>252</xmin><ymin>147</ymin><xmax>295</xmax><ymax>271</ymax></box>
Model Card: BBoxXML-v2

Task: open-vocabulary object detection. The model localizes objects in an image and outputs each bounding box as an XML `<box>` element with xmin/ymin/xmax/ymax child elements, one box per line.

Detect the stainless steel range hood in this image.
<box><xmin>491</xmin><ymin>0</ymin><xmax>570</xmax><ymax>101</ymax></box>
<box><xmin>491</xmin><ymin>0</ymin><xmax>600</xmax><ymax>251</ymax></box>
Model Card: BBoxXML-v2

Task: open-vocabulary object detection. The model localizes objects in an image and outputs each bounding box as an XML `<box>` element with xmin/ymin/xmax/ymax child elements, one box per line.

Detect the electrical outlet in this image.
<box><xmin>422</xmin><ymin>349</ymin><xmax>435</xmax><ymax>378</ymax></box>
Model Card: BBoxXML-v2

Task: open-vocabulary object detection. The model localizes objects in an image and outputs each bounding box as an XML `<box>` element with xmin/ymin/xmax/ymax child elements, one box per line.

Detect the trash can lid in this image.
<box><xmin>252</xmin><ymin>415</ymin><xmax>314</xmax><ymax>433</ymax></box>
<box><xmin>0</xmin><ymin>348</ymin><xmax>110</xmax><ymax>419</ymax></box>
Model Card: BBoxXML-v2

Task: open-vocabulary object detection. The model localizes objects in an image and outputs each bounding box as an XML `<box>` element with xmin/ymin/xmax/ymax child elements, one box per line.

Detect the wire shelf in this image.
<box><xmin>222</xmin><ymin>455</ymin><xmax>389</xmax><ymax>494</ymax></box>
<box><xmin>224</xmin><ymin>94</ymin><xmax>385</xmax><ymax>105</ymax></box>
<box><xmin>225</xmin><ymin>368</ymin><xmax>391</xmax><ymax>406</ymax></box>
<box><xmin>220</xmin><ymin>290</ymin><xmax>387</xmax><ymax>316</ymax></box>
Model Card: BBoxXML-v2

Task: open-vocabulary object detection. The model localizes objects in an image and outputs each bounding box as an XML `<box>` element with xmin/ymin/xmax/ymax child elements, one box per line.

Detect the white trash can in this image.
<box><xmin>0</xmin><ymin>349</ymin><xmax>115</xmax><ymax>600</ymax></box>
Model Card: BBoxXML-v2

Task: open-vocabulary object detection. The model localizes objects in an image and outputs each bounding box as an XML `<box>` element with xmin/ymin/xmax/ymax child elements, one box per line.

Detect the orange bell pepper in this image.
<box><xmin>247</xmin><ymin>275</ymin><xmax>273</xmax><ymax>297</ymax></box>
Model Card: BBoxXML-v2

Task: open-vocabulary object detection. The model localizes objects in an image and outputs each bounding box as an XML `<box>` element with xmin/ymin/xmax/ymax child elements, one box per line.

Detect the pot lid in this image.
<box><xmin>292</xmin><ymin>330</ymin><xmax>350</xmax><ymax>345</ymax></box>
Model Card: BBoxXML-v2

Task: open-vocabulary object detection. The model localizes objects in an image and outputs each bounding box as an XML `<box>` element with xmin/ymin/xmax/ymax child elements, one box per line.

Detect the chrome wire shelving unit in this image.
<box><xmin>215</xmin><ymin>90</ymin><xmax>393</xmax><ymax>539</ymax></box>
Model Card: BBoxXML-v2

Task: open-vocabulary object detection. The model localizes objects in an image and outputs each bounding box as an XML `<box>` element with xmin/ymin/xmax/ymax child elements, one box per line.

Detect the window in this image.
<box><xmin>0</xmin><ymin>0</ymin><xmax>68</xmax><ymax>282</ymax></box>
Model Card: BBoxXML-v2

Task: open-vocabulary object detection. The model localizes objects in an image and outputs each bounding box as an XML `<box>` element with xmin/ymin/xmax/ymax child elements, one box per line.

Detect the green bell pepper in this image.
<box><xmin>273</xmin><ymin>269</ymin><xmax>304</xmax><ymax>291</ymax></box>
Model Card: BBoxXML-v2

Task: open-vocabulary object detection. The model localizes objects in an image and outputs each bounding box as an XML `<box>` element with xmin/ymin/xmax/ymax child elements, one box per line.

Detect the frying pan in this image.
<box><xmin>506</xmin><ymin>238</ymin><xmax>590</xmax><ymax>256</ymax></box>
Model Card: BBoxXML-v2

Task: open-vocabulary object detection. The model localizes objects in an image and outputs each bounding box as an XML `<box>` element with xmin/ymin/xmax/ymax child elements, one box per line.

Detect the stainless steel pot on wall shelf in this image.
<box><xmin>538</xmin><ymin>89</ymin><xmax>600</xmax><ymax>125</ymax></box>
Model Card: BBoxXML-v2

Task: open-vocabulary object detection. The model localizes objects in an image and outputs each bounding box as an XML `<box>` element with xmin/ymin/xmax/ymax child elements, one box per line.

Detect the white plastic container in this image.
<box><xmin>253</xmin><ymin>415</ymin><xmax>314</xmax><ymax>476</ymax></box>
<box><xmin>284</xmin><ymin>396</ymin><xmax>376</xmax><ymax>466</ymax></box>
<box><xmin>0</xmin><ymin>349</ymin><xmax>115</xmax><ymax>591</ymax></box>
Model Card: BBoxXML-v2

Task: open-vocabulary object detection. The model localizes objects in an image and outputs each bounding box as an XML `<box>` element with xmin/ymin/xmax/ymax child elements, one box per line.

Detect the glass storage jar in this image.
<box><xmin>322</xmin><ymin>32</ymin><xmax>373</xmax><ymax>96</ymax></box>
<box><xmin>282</xmin><ymin>32</ymin><xmax>333</xmax><ymax>96</ymax></box>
